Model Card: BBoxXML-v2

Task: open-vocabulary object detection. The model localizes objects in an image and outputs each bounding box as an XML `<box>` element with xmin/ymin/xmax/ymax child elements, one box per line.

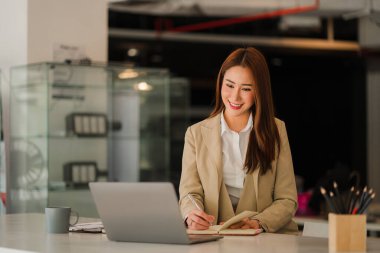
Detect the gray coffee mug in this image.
<box><xmin>45</xmin><ymin>207</ymin><xmax>79</xmax><ymax>233</ymax></box>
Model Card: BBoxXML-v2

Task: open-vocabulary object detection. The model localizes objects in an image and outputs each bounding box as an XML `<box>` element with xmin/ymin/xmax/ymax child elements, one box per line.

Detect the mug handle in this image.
<box><xmin>70</xmin><ymin>210</ymin><xmax>79</xmax><ymax>226</ymax></box>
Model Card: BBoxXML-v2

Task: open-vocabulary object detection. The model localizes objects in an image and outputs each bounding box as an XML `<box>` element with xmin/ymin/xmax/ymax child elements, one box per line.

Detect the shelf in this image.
<box><xmin>11</xmin><ymin>134</ymin><xmax>169</xmax><ymax>140</ymax></box>
<box><xmin>11</xmin><ymin>134</ymin><xmax>108</xmax><ymax>140</ymax></box>
<box><xmin>12</xmin><ymin>82</ymin><xmax>112</xmax><ymax>90</ymax></box>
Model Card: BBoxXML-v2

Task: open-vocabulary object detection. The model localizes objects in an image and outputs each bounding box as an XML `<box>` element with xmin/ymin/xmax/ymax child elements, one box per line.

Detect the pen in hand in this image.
<box><xmin>186</xmin><ymin>193</ymin><xmax>213</xmax><ymax>226</ymax></box>
<box><xmin>187</xmin><ymin>193</ymin><xmax>202</xmax><ymax>210</ymax></box>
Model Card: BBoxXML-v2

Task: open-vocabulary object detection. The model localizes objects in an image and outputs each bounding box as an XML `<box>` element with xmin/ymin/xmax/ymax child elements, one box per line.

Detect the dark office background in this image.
<box><xmin>108</xmin><ymin>11</ymin><xmax>367</xmax><ymax>193</ymax></box>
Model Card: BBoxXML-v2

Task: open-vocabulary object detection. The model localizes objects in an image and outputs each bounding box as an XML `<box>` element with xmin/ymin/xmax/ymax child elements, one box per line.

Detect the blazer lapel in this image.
<box><xmin>200</xmin><ymin>114</ymin><xmax>223</xmax><ymax>187</ymax></box>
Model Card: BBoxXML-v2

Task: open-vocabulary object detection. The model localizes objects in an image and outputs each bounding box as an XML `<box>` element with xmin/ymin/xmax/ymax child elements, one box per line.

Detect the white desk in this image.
<box><xmin>1</xmin><ymin>214</ymin><xmax>380</xmax><ymax>253</ymax></box>
<box><xmin>295</xmin><ymin>216</ymin><xmax>380</xmax><ymax>236</ymax></box>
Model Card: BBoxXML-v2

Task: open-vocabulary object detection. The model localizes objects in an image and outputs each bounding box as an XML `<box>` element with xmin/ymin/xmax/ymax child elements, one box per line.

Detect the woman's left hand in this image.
<box><xmin>228</xmin><ymin>218</ymin><xmax>261</xmax><ymax>229</ymax></box>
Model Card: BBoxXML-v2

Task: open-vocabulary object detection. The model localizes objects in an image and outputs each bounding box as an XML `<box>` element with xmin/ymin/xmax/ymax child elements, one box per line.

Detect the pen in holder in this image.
<box><xmin>328</xmin><ymin>213</ymin><xmax>366</xmax><ymax>252</ymax></box>
<box><xmin>320</xmin><ymin>182</ymin><xmax>376</xmax><ymax>252</ymax></box>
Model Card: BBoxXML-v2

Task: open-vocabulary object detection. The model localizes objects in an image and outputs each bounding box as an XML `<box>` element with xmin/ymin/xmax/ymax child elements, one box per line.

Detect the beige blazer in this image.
<box><xmin>179</xmin><ymin>113</ymin><xmax>299</xmax><ymax>234</ymax></box>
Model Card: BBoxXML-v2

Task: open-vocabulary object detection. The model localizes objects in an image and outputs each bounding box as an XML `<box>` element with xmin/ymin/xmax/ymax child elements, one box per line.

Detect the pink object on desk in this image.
<box><xmin>296</xmin><ymin>191</ymin><xmax>315</xmax><ymax>216</ymax></box>
<box><xmin>0</xmin><ymin>192</ymin><xmax>5</xmax><ymax>207</ymax></box>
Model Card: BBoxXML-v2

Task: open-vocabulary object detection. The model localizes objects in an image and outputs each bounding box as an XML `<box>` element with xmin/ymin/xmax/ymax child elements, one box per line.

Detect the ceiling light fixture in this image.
<box><xmin>134</xmin><ymin>81</ymin><xmax>153</xmax><ymax>91</ymax></box>
<box><xmin>118</xmin><ymin>69</ymin><xmax>139</xmax><ymax>79</ymax></box>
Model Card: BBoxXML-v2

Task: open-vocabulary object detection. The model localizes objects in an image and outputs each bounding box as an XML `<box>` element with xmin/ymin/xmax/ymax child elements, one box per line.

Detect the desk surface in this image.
<box><xmin>1</xmin><ymin>214</ymin><xmax>380</xmax><ymax>253</ymax></box>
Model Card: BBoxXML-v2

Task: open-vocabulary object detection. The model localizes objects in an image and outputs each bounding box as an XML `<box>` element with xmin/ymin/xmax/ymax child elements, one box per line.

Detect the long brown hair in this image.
<box><xmin>209</xmin><ymin>47</ymin><xmax>280</xmax><ymax>175</ymax></box>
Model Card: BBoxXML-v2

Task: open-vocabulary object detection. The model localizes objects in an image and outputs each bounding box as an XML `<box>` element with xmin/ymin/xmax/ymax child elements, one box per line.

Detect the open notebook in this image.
<box><xmin>187</xmin><ymin>211</ymin><xmax>263</xmax><ymax>236</ymax></box>
<box><xmin>69</xmin><ymin>222</ymin><xmax>105</xmax><ymax>233</ymax></box>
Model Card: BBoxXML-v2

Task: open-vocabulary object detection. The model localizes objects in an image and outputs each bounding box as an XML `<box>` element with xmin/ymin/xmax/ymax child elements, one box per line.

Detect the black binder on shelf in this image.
<box><xmin>66</xmin><ymin>113</ymin><xmax>108</xmax><ymax>137</ymax></box>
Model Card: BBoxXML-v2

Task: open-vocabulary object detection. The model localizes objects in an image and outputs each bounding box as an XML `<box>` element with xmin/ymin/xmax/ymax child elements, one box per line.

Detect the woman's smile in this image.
<box><xmin>228</xmin><ymin>100</ymin><xmax>243</xmax><ymax>110</ymax></box>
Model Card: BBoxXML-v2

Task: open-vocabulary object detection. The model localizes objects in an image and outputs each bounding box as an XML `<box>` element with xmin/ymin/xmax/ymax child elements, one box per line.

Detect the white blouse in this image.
<box><xmin>220</xmin><ymin>112</ymin><xmax>253</xmax><ymax>205</ymax></box>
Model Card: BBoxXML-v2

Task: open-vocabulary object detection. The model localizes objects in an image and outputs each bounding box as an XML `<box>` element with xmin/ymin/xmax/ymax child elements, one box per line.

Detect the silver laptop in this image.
<box><xmin>89</xmin><ymin>182</ymin><xmax>223</xmax><ymax>244</ymax></box>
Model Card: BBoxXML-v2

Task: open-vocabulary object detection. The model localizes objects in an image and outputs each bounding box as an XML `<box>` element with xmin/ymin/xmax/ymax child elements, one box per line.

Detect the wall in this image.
<box><xmin>367</xmin><ymin>59</ymin><xmax>380</xmax><ymax>202</ymax></box>
<box><xmin>0</xmin><ymin>0</ymin><xmax>28</xmax><ymax>72</ymax></box>
<box><xmin>27</xmin><ymin>0</ymin><xmax>108</xmax><ymax>63</ymax></box>
<box><xmin>360</xmin><ymin>17</ymin><xmax>380</xmax><ymax>202</ymax></box>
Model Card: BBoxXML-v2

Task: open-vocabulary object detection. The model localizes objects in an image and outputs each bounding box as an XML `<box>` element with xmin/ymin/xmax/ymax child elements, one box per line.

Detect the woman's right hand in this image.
<box><xmin>186</xmin><ymin>209</ymin><xmax>215</xmax><ymax>230</ymax></box>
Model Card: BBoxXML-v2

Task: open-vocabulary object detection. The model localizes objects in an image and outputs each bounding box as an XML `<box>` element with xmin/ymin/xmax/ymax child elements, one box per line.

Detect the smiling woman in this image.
<box><xmin>179</xmin><ymin>47</ymin><xmax>299</xmax><ymax>235</ymax></box>
<box><xmin>211</xmin><ymin>47</ymin><xmax>281</xmax><ymax>175</ymax></box>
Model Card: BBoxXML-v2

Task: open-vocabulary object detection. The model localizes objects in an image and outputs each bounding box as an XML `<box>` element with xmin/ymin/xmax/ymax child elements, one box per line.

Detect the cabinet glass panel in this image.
<box><xmin>110</xmin><ymin>67</ymin><xmax>170</xmax><ymax>182</ymax></box>
<box><xmin>169</xmin><ymin>77</ymin><xmax>190</xmax><ymax>190</ymax></box>
<box><xmin>0</xmin><ymin>71</ymin><xmax>4</xmax><ymax>214</ymax></box>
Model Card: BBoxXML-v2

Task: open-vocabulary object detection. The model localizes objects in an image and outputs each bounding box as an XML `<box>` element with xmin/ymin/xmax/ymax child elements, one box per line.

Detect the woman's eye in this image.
<box><xmin>242</xmin><ymin>88</ymin><xmax>252</xmax><ymax>92</ymax></box>
<box><xmin>226</xmin><ymin>83</ymin><xmax>234</xmax><ymax>88</ymax></box>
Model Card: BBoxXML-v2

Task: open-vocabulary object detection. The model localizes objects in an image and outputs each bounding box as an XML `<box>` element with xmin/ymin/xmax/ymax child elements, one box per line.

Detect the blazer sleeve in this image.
<box><xmin>253</xmin><ymin>121</ymin><xmax>298</xmax><ymax>232</ymax></box>
<box><xmin>178</xmin><ymin>126</ymin><xmax>205</xmax><ymax>219</ymax></box>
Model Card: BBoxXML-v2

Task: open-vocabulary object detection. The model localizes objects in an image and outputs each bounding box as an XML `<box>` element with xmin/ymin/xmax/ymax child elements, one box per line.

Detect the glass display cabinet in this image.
<box><xmin>8</xmin><ymin>63</ymin><xmax>172</xmax><ymax>217</ymax></box>
<box><xmin>168</xmin><ymin>77</ymin><xmax>190</xmax><ymax>192</ymax></box>
<box><xmin>0</xmin><ymin>71</ymin><xmax>4</xmax><ymax>214</ymax></box>
<box><xmin>110</xmin><ymin>67</ymin><xmax>171</xmax><ymax>183</ymax></box>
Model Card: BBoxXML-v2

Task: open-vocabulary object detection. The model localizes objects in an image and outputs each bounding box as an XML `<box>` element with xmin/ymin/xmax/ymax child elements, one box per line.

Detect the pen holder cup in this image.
<box><xmin>328</xmin><ymin>213</ymin><xmax>366</xmax><ymax>252</ymax></box>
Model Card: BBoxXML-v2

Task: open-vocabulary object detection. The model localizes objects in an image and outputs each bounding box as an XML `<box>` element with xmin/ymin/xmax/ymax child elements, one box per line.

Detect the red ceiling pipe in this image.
<box><xmin>166</xmin><ymin>0</ymin><xmax>319</xmax><ymax>33</ymax></box>
<box><xmin>154</xmin><ymin>18</ymin><xmax>163</xmax><ymax>33</ymax></box>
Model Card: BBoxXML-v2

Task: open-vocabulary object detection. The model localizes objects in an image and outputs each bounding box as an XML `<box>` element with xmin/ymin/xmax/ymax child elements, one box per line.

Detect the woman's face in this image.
<box><xmin>221</xmin><ymin>65</ymin><xmax>255</xmax><ymax>120</ymax></box>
